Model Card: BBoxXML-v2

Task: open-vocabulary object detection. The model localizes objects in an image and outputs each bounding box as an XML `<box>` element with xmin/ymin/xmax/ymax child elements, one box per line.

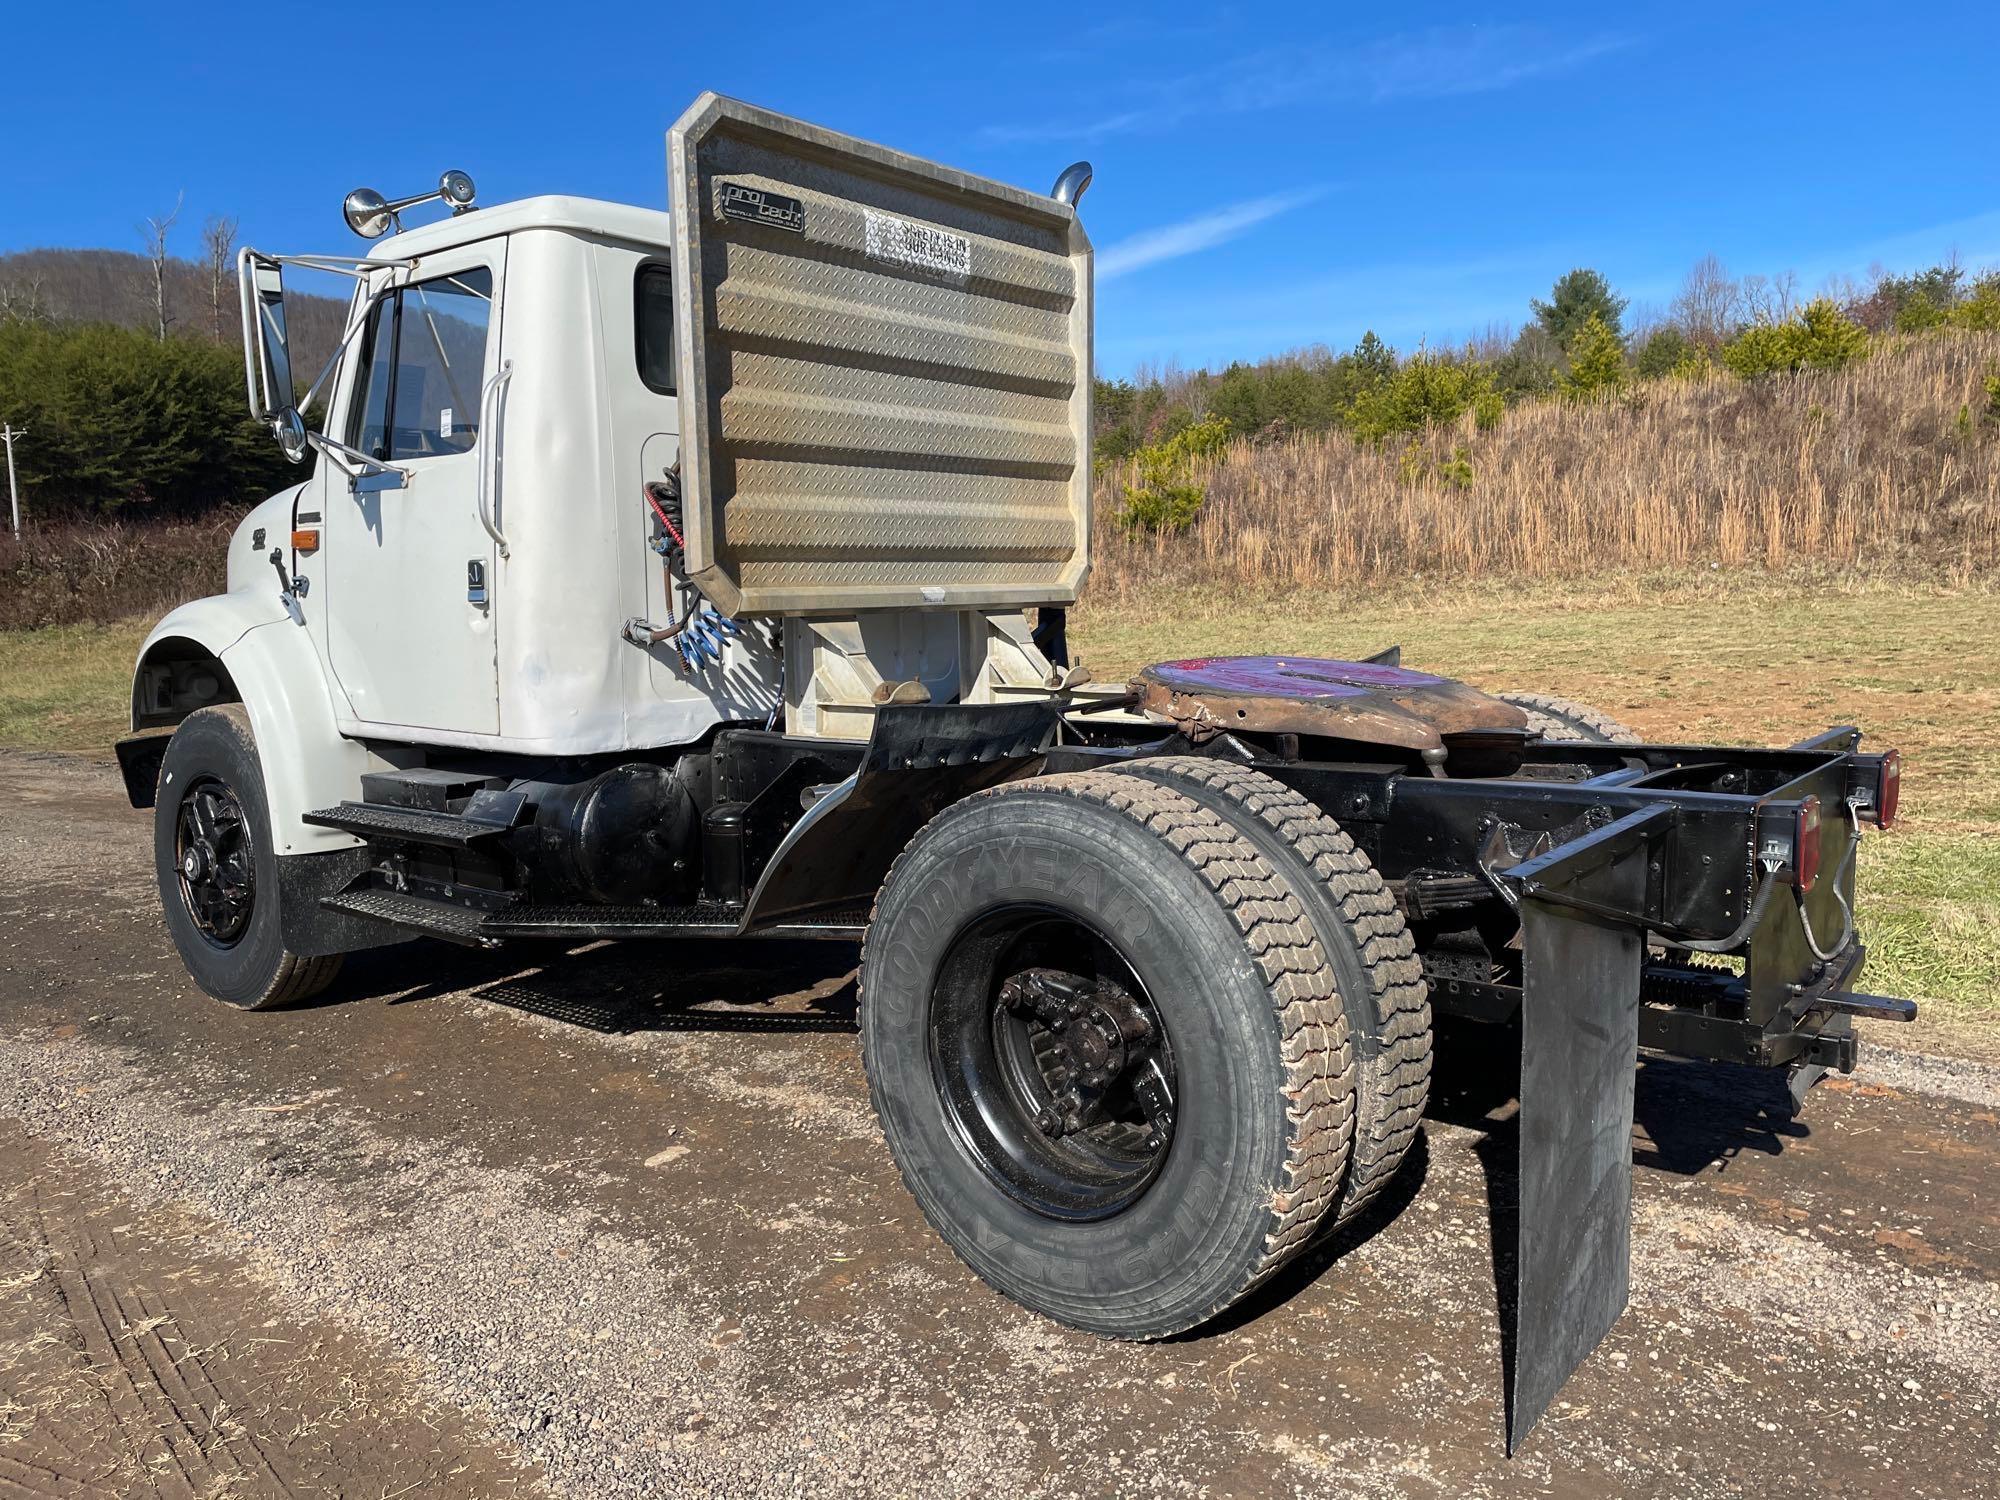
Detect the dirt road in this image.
<box><xmin>2</xmin><ymin>750</ymin><xmax>1996</xmax><ymax>1498</ymax></box>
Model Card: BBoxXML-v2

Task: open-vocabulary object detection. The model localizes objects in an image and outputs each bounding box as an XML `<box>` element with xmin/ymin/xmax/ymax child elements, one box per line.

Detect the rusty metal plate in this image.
<box><xmin>1130</xmin><ymin>656</ymin><xmax>1528</xmax><ymax>752</ymax></box>
<box><xmin>667</xmin><ymin>94</ymin><xmax>1092</xmax><ymax>616</ymax></box>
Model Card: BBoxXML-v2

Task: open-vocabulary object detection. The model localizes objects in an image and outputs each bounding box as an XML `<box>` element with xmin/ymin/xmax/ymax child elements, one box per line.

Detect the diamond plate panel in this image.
<box><xmin>669</xmin><ymin>94</ymin><xmax>1092</xmax><ymax>615</ymax></box>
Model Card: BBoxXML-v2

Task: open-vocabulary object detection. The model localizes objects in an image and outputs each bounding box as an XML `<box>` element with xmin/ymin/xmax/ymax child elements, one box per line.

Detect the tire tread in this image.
<box><xmin>1496</xmin><ymin>690</ymin><xmax>1641</xmax><ymax>745</ymax></box>
<box><xmin>1109</xmin><ymin>758</ymin><xmax>1432</xmax><ymax>1223</ymax></box>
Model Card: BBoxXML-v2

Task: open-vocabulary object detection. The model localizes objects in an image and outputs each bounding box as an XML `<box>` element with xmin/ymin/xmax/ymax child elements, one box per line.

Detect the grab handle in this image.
<box><xmin>476</xmin><ymin>359</ymin><xmax>514</xmax><ymax>559</ymax></box>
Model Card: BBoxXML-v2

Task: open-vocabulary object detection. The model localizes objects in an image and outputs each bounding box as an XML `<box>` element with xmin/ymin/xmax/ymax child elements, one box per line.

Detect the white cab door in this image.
<box><xmin>326</xmin><ymin>241</ymin><xmax>506</xmax><ymax>735</ymax></box>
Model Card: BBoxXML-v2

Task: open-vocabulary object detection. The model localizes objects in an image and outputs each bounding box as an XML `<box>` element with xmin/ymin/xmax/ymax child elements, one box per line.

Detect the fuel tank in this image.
<box><xmin>1130</xmin><ymin>656</ymin><xmax>1530</xmax><ymax>771</ymax></box>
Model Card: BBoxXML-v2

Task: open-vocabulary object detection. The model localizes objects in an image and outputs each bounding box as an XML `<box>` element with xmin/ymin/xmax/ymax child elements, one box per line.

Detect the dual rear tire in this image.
<box><xmin>859</xmin><ymin>765</ymin><xmax>1428</xmax><ymax>1338</ymax></box>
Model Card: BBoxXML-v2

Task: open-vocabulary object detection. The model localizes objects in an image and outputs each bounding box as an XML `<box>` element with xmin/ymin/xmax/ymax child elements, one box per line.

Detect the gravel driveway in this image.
<box><xmin>2</xmin><ymin>750</ymin><xmax>1996</xmax><ymax>1498</ymax></box>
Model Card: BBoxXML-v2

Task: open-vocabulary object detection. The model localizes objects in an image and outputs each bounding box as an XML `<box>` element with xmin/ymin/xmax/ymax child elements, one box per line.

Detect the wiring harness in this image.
<box><xmin>620</xmin><ymin>471</ymin><xmax>741</xmax><ymax>671</ymax></box>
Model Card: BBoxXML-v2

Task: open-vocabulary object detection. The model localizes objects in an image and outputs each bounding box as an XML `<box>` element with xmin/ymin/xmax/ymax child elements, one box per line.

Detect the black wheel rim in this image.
<box><xmin>929</xmin><ymin>905</ymin><xmax>1178</xmax><ymax>1221</ymax></box>
<box><xmin>175</xmin><ymin>775</ymin><xmax>255</xmax><ymax>948</ymax></box>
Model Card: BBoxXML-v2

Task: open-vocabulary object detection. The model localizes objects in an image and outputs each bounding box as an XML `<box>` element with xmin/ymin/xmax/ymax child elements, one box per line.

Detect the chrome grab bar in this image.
<box><xmin>476</xmin><ymin>359</ymin><xmax>514</xmax><ymax>558</ymax></box>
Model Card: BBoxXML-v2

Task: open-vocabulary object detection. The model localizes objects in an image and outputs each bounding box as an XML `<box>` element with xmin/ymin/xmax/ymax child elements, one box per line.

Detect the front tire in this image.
<box><xmin>860</xmin><ymin>771</ymin><xmax>1354</xmax><ymax>1338</ymax></box>
<box><xmin>153</xmin><ymin>705</ymin><xmax>343</xmax><ymax>1010</ymax></box>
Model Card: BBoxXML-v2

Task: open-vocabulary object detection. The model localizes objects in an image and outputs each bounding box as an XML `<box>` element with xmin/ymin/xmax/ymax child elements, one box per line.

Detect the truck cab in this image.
<box><xmin>240</xmin><ymin>196</ymin><xmax>779</xmax><ymax>753</ymax></box>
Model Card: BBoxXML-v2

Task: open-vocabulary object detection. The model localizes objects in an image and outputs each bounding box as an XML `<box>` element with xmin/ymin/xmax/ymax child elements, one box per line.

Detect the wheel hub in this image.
<box><xmin>175</xmin><ymin>778</ymin><xmax>255</xmax><ymax>947</ymax></box>
<box><xmin>1000</xmin><ymin>967</ymin><xmax>1166</xmax><ymax>1142</ymax></box>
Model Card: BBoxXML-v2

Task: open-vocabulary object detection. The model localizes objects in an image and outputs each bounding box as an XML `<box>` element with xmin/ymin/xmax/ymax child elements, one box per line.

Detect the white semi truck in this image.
<box><xmin>116</xmin><ymin>94</ymin><xmax>1913</xmax><ymax>1449</ymax></box>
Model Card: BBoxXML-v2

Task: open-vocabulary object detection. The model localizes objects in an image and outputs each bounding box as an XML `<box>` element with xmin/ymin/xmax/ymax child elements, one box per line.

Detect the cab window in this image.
<box><xmin>635</xmin><ymin>263</ymin><xmax>675</xmax><ymax>395</ymax></box>
<box><xmin>349</xmin><ymin>268</ymin><xmax>494</xmax><ymax>461</ymax></box>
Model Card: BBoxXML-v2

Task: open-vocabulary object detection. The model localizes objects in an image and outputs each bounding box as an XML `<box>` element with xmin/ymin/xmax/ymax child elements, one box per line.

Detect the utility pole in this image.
<box><xmin>2</xmin><ymin>424</ymin><xmax>24</xmax><ymax>541</ymax></box>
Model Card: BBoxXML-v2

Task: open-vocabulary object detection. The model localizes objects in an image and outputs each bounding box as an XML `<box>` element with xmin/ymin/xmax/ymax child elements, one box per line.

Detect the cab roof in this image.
<box><xmin>364</xmin><ymin>195</ymin><xmax>674</xmax><ymax>260</ymax></box>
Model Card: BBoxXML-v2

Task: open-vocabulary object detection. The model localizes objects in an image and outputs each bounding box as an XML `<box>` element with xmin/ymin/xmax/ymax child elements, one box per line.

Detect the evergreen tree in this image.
<box><xmin>1558</xmin><ymin>314</ymin><xmax>1628</xmax><ymax>399</ymax></box>
<box><xmin>1531</xmin><ymin>269</ymin><xmax>1628</xmax><ymax>351</ymax></box>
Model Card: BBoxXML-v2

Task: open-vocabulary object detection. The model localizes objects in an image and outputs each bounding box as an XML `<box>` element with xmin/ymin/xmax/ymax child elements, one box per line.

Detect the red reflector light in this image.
<box><xmin>291</xmin><ymin>528</ymin><xmax>320</xmax><ymax>553</ymax></box>
<box><xmin>1794</xmin><ymin>796</ymin><xmax>1822</xmax><ymax>892</ymax></box>
<box><xmin>1875</xmin><ymin>749</ymin><xmax>1901</xmax><ymax>829</ymax></box>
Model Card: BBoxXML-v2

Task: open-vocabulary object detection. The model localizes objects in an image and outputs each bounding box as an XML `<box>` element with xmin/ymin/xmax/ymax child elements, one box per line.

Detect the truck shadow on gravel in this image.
<box><xmin>287</xmin><ymin>942</ymin><xmax>1818</xmax><ymax>1391</ymax></box>
<box><xmin>1427</xmin><ymin>1017</ymin><xmax>1816</xmax><ymax>1438</ymax></box>
<box><xmin>296</xmin><ymin>935</ymin><xmax>863</xmax><ymax>1034</ymax></box>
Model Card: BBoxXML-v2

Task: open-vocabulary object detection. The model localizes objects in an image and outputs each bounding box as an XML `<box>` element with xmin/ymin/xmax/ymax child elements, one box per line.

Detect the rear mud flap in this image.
<box><xmin>1502</xmin><ymin>805</ymin><xmax>1671</xmax><ymax>1452</ymax></box>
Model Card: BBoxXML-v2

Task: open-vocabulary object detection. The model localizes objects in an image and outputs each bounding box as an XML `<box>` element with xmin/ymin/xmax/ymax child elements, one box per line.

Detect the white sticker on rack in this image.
<box><xmin>864</xmin><ymin>209</ymin><xmax>971</xmax><ymax>281</ymax></box>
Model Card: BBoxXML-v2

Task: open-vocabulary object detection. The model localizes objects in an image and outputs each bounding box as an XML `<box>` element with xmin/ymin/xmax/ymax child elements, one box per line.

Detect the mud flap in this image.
<box><xmin>1502</xmin><ymin>805</ymin><xmax>1671</xmax><ymax>1452</ymax></box>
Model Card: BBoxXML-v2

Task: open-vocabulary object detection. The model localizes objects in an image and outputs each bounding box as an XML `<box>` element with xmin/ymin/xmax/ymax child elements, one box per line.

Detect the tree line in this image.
<box><xmin>1093</xmin><ymin>254</ymin><xmax>2000</xmax><ymax>465</ymax></box>
<box><xmin>0</xmin><ymin>203</ymin><xmax>352</xmax><ymax>520</ymax></box>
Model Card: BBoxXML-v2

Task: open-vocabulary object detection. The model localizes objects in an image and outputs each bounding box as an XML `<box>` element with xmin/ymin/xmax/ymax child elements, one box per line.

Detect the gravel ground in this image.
<box><xmin>4</xmin><ymin>749</ymin><xmax>1999</xmax><ymax>1498</ymax></box>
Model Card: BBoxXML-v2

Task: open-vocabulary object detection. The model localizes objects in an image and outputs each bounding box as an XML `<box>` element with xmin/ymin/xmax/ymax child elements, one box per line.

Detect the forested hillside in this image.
<box><xmin>0</xmin><ymin>247</ymin><xmax>348</xmax><ymax>374</ymax></box>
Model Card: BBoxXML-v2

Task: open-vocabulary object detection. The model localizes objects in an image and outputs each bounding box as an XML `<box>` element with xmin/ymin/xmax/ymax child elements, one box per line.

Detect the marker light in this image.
<box><xmin>1793</xmin><ymin>796</ymin><xmax>1822</xmax><ymax>893</ymax></box>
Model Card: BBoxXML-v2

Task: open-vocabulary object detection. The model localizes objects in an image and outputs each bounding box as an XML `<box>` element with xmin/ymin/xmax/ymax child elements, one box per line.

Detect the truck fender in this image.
<box><xmin>126</xmin><ymin>593</ymin><xmax>367</xmax><ymax>856</ymax></box>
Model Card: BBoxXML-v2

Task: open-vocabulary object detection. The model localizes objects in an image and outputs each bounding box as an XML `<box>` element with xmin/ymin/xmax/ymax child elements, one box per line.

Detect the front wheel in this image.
<box><xmin>860</xmin><ymin>771</ymin><xmax>1354</xmax><ymax>1338</ymax></box>
<box><xmin>153</xmin><ymin>705</ymin><xmax>343</xmax><ymax>1010</ymax></box>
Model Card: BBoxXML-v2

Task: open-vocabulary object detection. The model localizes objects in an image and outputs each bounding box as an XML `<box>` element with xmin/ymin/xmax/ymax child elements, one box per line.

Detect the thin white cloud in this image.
<box><xmin>1097</xmin><ymin>191</ymin><xmax>1323</xmax><ymax>280</ymax></box>
<box><xmin>985</xmin><ymin>26</ymin><xmax>1639</xmax><ymax>144</ymax></box>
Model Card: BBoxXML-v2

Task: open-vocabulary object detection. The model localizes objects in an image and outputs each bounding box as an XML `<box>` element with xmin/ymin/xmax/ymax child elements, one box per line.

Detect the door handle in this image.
<box><xmin>476</xmin><ymin>359</ymin><xmax>514</xmax><ymax>558</ymax></box>
<box><xmin>467</xmin><ymin>558</ymin><xmax>487</xmax><ymax>605</ymax></box>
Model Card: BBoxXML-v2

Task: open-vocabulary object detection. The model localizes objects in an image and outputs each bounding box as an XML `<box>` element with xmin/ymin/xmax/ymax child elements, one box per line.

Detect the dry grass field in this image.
<box><xmin>1089</xmin><ymin>330</ymin><xmax>2000</xmax><ymax>599</ymax></box>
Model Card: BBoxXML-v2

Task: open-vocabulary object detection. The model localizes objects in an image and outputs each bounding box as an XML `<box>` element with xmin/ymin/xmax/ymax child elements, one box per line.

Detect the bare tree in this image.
<box><xmin>0</xmin><ymin>274</ymin><xmax>50</xmax><ymax>325</ymax></box>
<box><xmin>1669</xmin><ymin>254</ymin><xmax>1741</xmax><ymax>346</ymax></box>
<box><xmin>1738</xmin><ymin>270</ymin><xmax>1799</xmax><ymax>326</ymax></box>
<box><xmin>139</xmin><ymin>191</ymin><xmax>184</xmax><ymax>341</ymax></box>
<box><xmin>202</xmin><ymin>214</ymin><xmax>239</xmax><ymax>343</ymax></box>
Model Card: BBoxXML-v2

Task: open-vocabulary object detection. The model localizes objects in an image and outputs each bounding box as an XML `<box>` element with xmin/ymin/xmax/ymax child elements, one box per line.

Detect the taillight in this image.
<box><xmin>1793</xmin><ymin>796</ymin><xmax>1822</xmax><ymax>892</ymax></box>
<box><xmin>1873</xmin><ymin>749</ymin><xmax>1901</xmax><ymax>829</ymax></box>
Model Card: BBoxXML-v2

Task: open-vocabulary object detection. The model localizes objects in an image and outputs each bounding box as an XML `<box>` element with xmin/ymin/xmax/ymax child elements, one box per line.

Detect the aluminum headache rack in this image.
<box><xmin>666</xmin><ymin>93</ymin><xmax>1093</xmax><ymax>617</ymax></box>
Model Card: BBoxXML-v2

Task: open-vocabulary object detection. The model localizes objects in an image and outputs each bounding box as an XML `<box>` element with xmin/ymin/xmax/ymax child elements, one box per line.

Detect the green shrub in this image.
<box><xmin>1669</xmin><ymin>343</ymin><xmax>1718</xmax><ymax>380</ymax></box>
<box><xmin>1116</xmin><ymin>416</ymin><xmax>1231</xmax><ymax>535</ymax></box>
<box><xmin>1116</xmin><ymin>481</ymin><xmax>1206</xmax><ymax>534</ymax></box>
<box><xmin>1951</xmin><ymin>277</ymin><xmax>2000</xmax><ymax>333</ymax></box>
<box><xmin>1349</xmin><ymin>351</ymin><xmax>1495</xmax><ymax>443</ymax></box>
<box><xmin>1393</xmin><ymin>441</ymin><xmax>1475</xmax><ymax>490</ymax></box>
<box><xmin>1559</xmin><ymin>313</ymin><xmax>1627</xmax><ymax>400</ymax></box>
<box><xmin>1896</xmin><ymin>293</ymin><xmax>1948</xmax><ymax>333</ymax></box>
<box><xmin>1722</xmin><ymin>298</ymin><xmax>1870</xmax><ymax>378</ymax></box>
<box><xmin>1473</xmin><ymin>389</ymin><xmax>1505</xmax><ymax>430</ymax></box>
<box><xmin>1633</xmin><ymin>326</ymin><xmax>1694</xmax><ymax>379</ymax></box>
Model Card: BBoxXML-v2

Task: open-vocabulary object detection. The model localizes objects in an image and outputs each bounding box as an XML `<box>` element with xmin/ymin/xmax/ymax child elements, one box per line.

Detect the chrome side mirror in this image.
<box><xmin>237</xmin><ymin>250</ymin><xmax>306</xmax><ymax>462</ymax></box>
<box><xmin>343</xmin><ymin>188</ymin><xmax>394</xmax><ymax>240</ymax></box>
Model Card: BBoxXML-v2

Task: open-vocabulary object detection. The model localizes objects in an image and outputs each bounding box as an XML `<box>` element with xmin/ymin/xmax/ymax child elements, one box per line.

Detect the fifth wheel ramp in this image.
<box><xmin>666</xmin><ymin>93</ymin><xmax>1092</xmax><ymax>617</ymax></box>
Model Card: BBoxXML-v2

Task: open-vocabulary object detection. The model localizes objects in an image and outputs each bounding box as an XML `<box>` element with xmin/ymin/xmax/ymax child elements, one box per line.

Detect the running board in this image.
<box><xmin>303</xmin><ymin>801</ymin><xmax>515</xmax><ymax>848</ymax></box>
<box><xmin>320</xmin><ymin>888</ymin><xmax>507</xmax><ymax>947</ymax></box>
<box><xmin>1497</xmin><ymin>804</ymin><xmax>1672</xmax><ymax>1453</ymax></box>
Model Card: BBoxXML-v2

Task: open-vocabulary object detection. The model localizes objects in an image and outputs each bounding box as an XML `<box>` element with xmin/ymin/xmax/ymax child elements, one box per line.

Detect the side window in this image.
<box><xmin>635</xmin><ymin>263</ymin><xmax>675</xmax><ymax>395</ymax></box>
<box><xmin>351</xmin><ymin>297</ymin><xmax>395</xmax><ymax>459</ymax></box>
<box><xmin>346</xmin><ymin>267</ymin><xmax>495</xmax><ymax>461</ymax></box>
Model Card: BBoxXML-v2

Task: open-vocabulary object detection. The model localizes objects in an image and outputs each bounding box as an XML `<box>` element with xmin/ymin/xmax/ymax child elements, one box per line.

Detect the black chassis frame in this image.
<box><xmin>756</xmin><ymin>704</ymin><xmax>1904</xmax><ymax>1081</ymax></box>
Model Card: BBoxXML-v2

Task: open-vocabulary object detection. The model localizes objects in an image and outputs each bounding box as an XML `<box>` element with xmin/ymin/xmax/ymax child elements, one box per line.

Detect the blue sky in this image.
<box><xmin>2</xmin><ymin>1</ymin><xmax>1993</xmax><ymax>375</ymax></box>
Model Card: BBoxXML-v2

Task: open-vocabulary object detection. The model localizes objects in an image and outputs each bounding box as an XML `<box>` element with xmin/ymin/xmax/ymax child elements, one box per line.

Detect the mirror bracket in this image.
<box><xmin>353</xmin><ymin>468</ymin><xmax>408</xmax><ymax>494</ymax></box>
